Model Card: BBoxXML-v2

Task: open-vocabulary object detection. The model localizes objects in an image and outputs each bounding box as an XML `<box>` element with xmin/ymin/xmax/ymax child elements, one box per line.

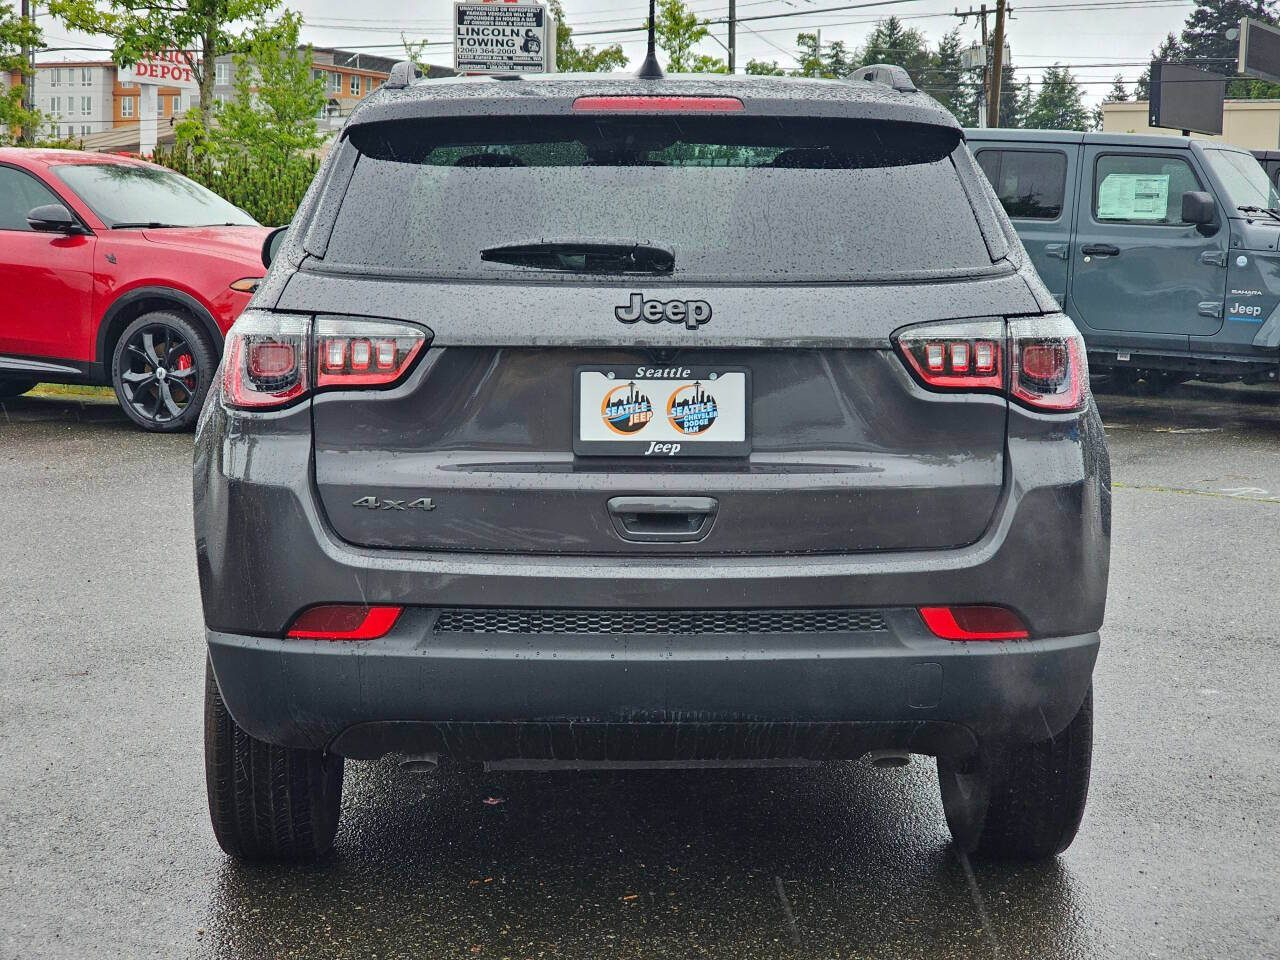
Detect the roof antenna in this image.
<box><xmin>636</xmin><ymin>0</ymin><xmax>664</xmax><ymax>79</ymax></box>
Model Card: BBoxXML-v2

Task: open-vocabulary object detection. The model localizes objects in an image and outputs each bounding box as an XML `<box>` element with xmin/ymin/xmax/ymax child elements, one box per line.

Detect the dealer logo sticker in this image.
<box><xmin>601</xmin><ymin>381</ymin><xmax>654</xmax><ymax>434</ymax></box>
<box><xmin>666</xmin><ymin>382</ymin><xmax>718</xmax><ymax>435</ymax></box>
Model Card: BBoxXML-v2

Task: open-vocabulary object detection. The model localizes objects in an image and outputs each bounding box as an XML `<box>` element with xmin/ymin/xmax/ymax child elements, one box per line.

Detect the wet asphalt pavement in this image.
<box><xmin>1</xmin><ymin>383</ymin><xmax>1278</xmax><ymax>960</ymax></box>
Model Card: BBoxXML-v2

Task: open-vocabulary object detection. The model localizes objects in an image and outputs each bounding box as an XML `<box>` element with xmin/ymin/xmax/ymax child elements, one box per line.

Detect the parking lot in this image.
<box><xmin>1</xmin><ymin>383</ymin><xmax>1278</xmax><ymax>960</ymax></box>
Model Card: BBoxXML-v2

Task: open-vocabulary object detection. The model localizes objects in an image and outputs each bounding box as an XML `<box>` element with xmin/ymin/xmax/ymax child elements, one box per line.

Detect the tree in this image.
<box><xmin>1182</xmin><ymin>0</ymin><xmax>1275</xmax><ymax>71</ymax></box>
<box><xmin>1182</xmin><ymin>1</ymin><xmax>1280</xmax><ymax>96</ymax></box>
<box><xmin>996</xmin><ymin>60</ymin><xmax>1024</xmax><ymax>127</ymax></box>
<box><xmin>859</xmin><ymin>16</ymin><xmax>928</xmax><ymax>80</ymax></box>
<box><xmin>1135</xmin><ymin>32</ymin><xmax>1183</xmax><ymax>100</ymax></box>
<box><xmin>745</xmin><ymin>58</ymin><xmax>785</xmax><ymax>76</ymax></box>
<box><xmin>925</xmin><ymin>28</ymin><xmax>967</xmax><ymax>120</ymax></box>
<box><xmin>549</xmin><ymin>0</ymin><xmax>627</xmax><ymax>72</ymax></box>
<box><xmin>48</xmin><ymin>0</ymin><xmax>279</xmax><ymax>133</ymax></box>
<box><xmin>203</xmin><ymin>12</ymin><xmax>324</xmax><ymax>166</ymax></box>
<box><xmin>1023</xmin><ymin>64</ymin><xmax>1088</xmax><ymax>130</ymax></box>
<box><xmin>649</xmin><ymin>0</ymin><xmax>723</xmax><ymax>72</ymax></box>
<box><xmin>0</xmin><ymin>1</ymin><xmax>41</xmax><ymax>143</ymax></box>
<box><xmin>794</xmin><ymin>32</ymin><xmax>849</xmax><ymax>78</ymax></box>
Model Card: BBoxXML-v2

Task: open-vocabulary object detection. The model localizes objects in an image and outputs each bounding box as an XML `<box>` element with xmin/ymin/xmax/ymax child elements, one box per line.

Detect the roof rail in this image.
<box><xmin>384</xmin><ymin>60</ymin><xmax>425</xmax><ymax>90</ymax></box>
<box><xmin>848</xmin><ymin>63</ymin><xmax>917</xmax><ymax>93</ymax></box>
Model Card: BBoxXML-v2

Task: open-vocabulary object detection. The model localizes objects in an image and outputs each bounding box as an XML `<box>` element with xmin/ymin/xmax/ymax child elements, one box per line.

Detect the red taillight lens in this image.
<box><xmin>1009</xmin><ymin>316</ymin><xmax>1087</xmax><ymax>412</ymax></box>
<box><xmin>572</xmin><ymin>95</ymin><xmax>744</xmax><ymax>113</ymax></box>
<box><xmin>247</xmin><ymin>341</ymin><xmax>296</xmax><ymax>379</ymax></box>
<box><xmin>316</xmin><ymin>318</ymin><xmax>426</xmax><ymax>388</ymax></box>
<box><xmin>895</xmin><ymin>320</ymin><xmax>1004</xmax><ymax>392</ymax></box>
<box><xmin>286</xmin><ymin>604</ymin><xmax>403</xmax><ymax>640</ymax></box>
<box><xmin>221</xmin><ymin>311</ymin><xmax>310</xmax><ymax>409</ymax></box>
<box><xmin>893</xmin><ymin>315</ymin><xmax>1087</xmax><ymax>412</ymax></box>
<box><xmin>918</xmin><ymin>606</ymin><xmax>1029</xmax><ymax>641</ymax></box>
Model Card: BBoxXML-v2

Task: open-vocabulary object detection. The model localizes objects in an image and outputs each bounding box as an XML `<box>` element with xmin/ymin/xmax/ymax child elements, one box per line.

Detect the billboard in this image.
<box><xmin>117</xmin><ymin>50</ymin><xmax>199</xmax><ymax>92</ymax></box>
<box><xmin>1148</xmin><ymin>61</ymin><xmax>1226</xmax><ymax>136</ymax></box>
<box><xmin>454</xmin><ymin>0</ymin><xmax>556</xmax><ymax>74</ymax></box>
<box><xmin>1239</xmin><ymin>16</ymin><xmax>1280</xmax><ymax>85</ymax></box>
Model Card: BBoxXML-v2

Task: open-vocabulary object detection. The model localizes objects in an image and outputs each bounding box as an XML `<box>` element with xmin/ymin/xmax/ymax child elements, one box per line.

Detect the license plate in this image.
<box><xmin>574</xmin><ymin>366</ymin><xmax>750</xmax><ymax>457</ymax></box>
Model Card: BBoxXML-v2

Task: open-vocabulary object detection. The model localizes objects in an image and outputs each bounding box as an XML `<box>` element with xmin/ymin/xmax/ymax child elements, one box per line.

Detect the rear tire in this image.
<box><xmin>0</xmin><ymin>377</ymin><xmax>36</xmax><ymax>398</ymax></box>
<box><xmin>111</xmin><ymin>311</ymin><xmax>216</xmax><ymax>433</ymax></box>
<box><xmin>938</xmin><ymin>686</ymin><xmax>1093</xmax><ymax>860</ymax></box>
<box><xmin>204</xmin><ymin>658</ymin><xmax>344</xmax><ymax>862</ymax></box>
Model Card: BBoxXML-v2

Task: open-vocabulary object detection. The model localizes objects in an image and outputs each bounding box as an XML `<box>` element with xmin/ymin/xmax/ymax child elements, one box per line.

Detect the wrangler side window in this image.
<box><xmin>974</xmin><ymin>148</ymin><xmax>1067</xmax><ymax>220</ymax></box>
<box><xmin>1094</xmin><ymin>153</ymin><xmax>1201</xmax><ymax>225</ymax></box>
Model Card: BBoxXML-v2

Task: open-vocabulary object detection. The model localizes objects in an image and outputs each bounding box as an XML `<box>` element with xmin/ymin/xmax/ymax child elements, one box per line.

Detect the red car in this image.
<box><xmin>0</xmin><ymin>148</ymin><xmax>272</xmax><ymax>431</ymax></box>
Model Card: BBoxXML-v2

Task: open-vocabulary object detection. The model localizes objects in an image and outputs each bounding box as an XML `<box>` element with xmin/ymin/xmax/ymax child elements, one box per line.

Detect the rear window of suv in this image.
<box><xmin>318</xmin><ymin>116</ymin><xmax>996</xmax><ymax>283</ymax></box>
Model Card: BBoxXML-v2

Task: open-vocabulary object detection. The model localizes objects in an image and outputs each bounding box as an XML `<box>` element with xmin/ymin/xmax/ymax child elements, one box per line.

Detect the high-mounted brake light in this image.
<box><xmin>572</xmin><ymin>95</ymin><xmax>744</xmax><ymax>113</ymax></box>
<box><xmin>918</xmin><ymin>606</ymin><xmax>1029</xmax><ymax>641</ymax></box>
<box><xmin>220</xmin><ymin>311</ymin><xmax>429</xmax><ymax>409</ymax></box>
<box><xmin>286</xmin><ymin>604</ymin><xmax>403</xmax><ymax>640</ymax></box>
<box><xmin>893</xmin><ymin>314</ymin><xmax>1087</xmax><ymax>412</ymax></box>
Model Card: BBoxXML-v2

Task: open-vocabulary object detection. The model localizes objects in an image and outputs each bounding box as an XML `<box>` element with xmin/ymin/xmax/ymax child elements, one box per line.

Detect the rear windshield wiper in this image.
<box><xmin>1237</xmin><ymin>205</ymin><xmax>1280</xmax><ymax>223</ymax></box>
<box><xmin>480</xmin><ymin>241</ymin><xmax>675</xmax><ymax>275</ymax></box>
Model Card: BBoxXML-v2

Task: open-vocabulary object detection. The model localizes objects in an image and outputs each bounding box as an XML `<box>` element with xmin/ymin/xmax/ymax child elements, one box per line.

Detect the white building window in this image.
<box><xmin>81</xmin><ymin>68</ymin><xmax>92</xmax><ymax>86</ymax></box>
<box><xmin>173</xmin><ymin>94</ymin><xmax>183</xmax><ymax>113</ymax></box>
<box><xmin>121</xmin><ymin>96</ymin><xmax>134</xmax><ymax>118</ymax></box>
<box><xmin>50</xmin><ymin>96</ymin><xmax>61</xmax><ymax>115</ymax></box>
<box><xmin>80</xmin><ymin>125</ymin><xmax>91</xmax><ymax>136</ymax></box>
<box><xmin>215</xmin><ymin>61</ymin><xmax>229</xmax><ymax>85</ymax></box>
<box><xmin>50</xmin><ymin>68</ymin><xmax>62</xmax><ymax>87</ymax></box>
<box><xmin>350</xmin><ymin>74</ymin><xmax>360</xmax><ymax>96</ymax></box>
<box><xmin>329</xmin><ymin>72</ymin><xmax>341</xmax><ymax>93</ymax></box>
<box><xmin>81</xmin><ymin>96</ymin><xmax>92</xmax><ymax>116</ymax></box>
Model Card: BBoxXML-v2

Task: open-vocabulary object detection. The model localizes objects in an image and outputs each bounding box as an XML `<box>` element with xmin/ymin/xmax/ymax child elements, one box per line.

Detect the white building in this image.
<box><xmin>32</xmin><ymin>62</ymin><xmax>115</xmax><ymax>140</ymax></box>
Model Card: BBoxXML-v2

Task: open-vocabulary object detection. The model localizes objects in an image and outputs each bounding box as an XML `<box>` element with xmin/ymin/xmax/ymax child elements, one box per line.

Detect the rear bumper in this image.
<box><xmin>207</xmin><ymin>611</ymin><xmax>1099</xmax><ymax>760</ymax></box>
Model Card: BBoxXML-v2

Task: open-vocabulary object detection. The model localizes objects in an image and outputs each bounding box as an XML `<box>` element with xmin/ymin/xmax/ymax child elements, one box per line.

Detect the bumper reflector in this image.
<box><xmin>286</xmin><ymin>604</ymin><xmax>403</xmax><ymax>640</ymax></box>
<box><xmin>918</xmin><ymin>605</ymin><xmax>1029</xmax><ymax>641</ymax></box>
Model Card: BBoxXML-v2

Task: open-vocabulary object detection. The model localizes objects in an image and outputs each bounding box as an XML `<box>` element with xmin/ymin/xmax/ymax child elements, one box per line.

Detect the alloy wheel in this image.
<box><xmin>118</xmin><ymin>323</ymin><xmax>200</xmax><ymax>425</ymax></box>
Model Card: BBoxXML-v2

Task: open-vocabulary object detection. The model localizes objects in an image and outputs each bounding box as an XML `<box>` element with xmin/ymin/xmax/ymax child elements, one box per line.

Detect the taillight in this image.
<box><xmin>315</xmin><ymin>317</ymin><xmax>426</xmax><ymax>388</ymax></box>
<box><xmin>918</xmin><ymin>605</ymin><xmax>1029</xmax><ymax>641</ymax></box>
<box><xmin>286</xmin><ymin>604</ymin><xmax>403</xmax><ymax>640</ymax></box>
<box><xmin>895</xmin><ymin>319</ymin><xmax>1003</xmax><ymax>392</ymax></box>
<box><xmin>220</xmin><ymin>312</ymin><xmax>429</xmax><ymax>409</ymax></box>
<box><xmin>893</xmin><ymin>314</ymin><xmax>1087</xmax><ymax>412</ymax></box>
<box><xmin>221</xmin><ymin>310</ymin><xmax>310</xmax><ymax>409</ymax></box>
<box><xmin>1008</xmin><ymin>316</ymin><xmax>1088</xmax><ymax>411</ymax></box>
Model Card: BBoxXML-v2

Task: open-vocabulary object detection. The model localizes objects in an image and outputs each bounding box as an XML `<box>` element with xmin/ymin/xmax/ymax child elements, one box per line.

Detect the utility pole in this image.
<box><xmin>987</xmin><ymin>0</ymin><xmax>1007</xmax><ymax>127</ymax></box>
<box><xmin>728</xmin><ymin>0</ymin><xmax>736</xmax><ymax>73</ymax></box>
<box><xmin>19</xmin><ymin>0</ymin><xmax>34</xmax><ymax>143</ymax></box>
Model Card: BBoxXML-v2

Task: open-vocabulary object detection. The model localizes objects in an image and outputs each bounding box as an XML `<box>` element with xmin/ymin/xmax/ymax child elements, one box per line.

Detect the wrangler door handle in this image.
<box><xmin>1081</xmin><ymin>243</ymin><xmax>1120</xmax><ymax>257</ymax></box>
<box><xmin>607</xmin><ymin>496</ymin><xmax>718</xmax><ymax>543</ymax></box>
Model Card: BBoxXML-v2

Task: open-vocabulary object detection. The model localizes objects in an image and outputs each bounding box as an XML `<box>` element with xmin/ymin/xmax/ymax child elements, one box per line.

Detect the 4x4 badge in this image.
<box><xmin>352</xmin><ymin>496</ymin><xmax>436</xmax><ymax>511</ymax></box>
<box><xmin>615</xmin><ymin>293</ymin><xmax>711</xmax><ymax>330</ymax></box>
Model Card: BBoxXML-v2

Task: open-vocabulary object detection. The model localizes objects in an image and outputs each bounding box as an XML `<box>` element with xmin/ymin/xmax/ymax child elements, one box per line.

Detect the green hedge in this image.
<box><xmin>152</xmin><ymin>150</ymin><xmax>319</xmax><ymax>227</ymax></box>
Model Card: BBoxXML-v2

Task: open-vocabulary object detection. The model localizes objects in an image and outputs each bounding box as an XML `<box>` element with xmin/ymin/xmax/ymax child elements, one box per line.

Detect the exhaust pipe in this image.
<box><xmin>867</xmin><ymin>749</ymin><xmax>911</xmax><ymax>769</ymax></box>
<box><xmin>398</xmin><ymin>752</ymin><xmax>440</xmax><ymax>775</ymax></box>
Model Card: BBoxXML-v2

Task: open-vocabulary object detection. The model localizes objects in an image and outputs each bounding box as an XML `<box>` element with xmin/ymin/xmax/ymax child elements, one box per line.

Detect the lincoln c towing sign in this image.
<box><xmin>454</xmin><ymin>0</ymin><xmax>557</xmax><ymax>74</ymax></box>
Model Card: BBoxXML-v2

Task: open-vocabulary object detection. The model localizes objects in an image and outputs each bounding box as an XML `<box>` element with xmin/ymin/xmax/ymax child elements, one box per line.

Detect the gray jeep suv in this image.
<box><xmin>194</xmin><ymin>65</ymin><xmax>1110</xmax><ymax>864</ymax></box>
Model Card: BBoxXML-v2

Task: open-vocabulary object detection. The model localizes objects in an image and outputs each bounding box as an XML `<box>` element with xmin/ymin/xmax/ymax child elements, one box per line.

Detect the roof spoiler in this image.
<box><xmin>848</xmin><ymin>64</ymin><xmax>917</xmax><ymax>93</ymax></box>
<box><xmin>384</xmin><ymin>61</ymin><xmax>424</xmax><ymax>90</ymax></box>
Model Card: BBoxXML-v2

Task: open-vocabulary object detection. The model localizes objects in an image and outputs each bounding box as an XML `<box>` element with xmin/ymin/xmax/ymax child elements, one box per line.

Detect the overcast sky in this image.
<box><xmin>36</xmin><ymin>0</ymin><xmax>1206</xmax><ymax>106</ymax></box>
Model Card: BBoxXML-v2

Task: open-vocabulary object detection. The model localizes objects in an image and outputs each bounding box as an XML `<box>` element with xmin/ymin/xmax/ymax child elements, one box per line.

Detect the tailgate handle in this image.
<box><xmin>607</xmin><ymin>496</ymin><xmax>718</xmax><ymax>543</ymax></box>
